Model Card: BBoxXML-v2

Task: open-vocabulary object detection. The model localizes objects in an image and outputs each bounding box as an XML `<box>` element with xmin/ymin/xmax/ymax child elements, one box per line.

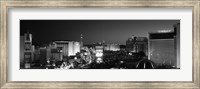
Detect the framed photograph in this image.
<box><xmin>1</xmin><ymin>0</ymin><xmax>199</xmax><ymax>89</ymax></box>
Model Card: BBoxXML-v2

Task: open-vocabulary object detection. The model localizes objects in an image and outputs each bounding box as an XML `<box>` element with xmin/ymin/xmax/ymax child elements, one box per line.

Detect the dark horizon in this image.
<box><xmin>20</xmin><ymin>20</ymin><xmax>179</xmax><ymax>46</ymax></box>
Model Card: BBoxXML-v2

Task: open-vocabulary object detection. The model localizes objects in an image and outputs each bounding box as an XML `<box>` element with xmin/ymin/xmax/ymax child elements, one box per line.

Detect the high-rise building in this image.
<box><xmin>20</xmin><ymin>36</ymin><xmax>25</xmax><ymax>64</ymax></box>
<box><xmin>53</xmin><ymin>41</ymin><xmax>68</xmax><ymax>56</ymax></box>
<box><xmin>148</xmin><ymin>25</ymin><xmax>179</xmax><ymax>68</ymax></box>
<box><xmin>51</xmin><ymin>47</ymin><xmax>63</xmax><ymax>61</ymax></box>
<box><xmin>80</xmin><ymin>34</ymin><xmax>83</xmax><ymax>48</ymax></box>
<box><xmin>126</xmin><ymin>35</ymin><xmax>148</xmax><ymax>55</ymax></box>
<box><xmin>68</xmin><ymin>41</ymin><xmax>81</xmax><ymax>56</ymax></box>
<box><xmin>126</xmin><ymin>35</ymin><xmax>136</xmax><ymax>52</ymax></box>
<box><xmin>53</xmin><ymin>41</ymin><xmax>80</xmax><ymax>56</ymax></box>
<box><xmin>39</xmin><ymin>46</ymin><xmax>63</xmax><ymax>66</ymax></box>
<box><xmin>39</xmin><ymin>47</ymin><xmax>47</xmax><ymax>67</ymax></box>
<box><xmin>24</xmin><ymin>32</ymin><xmax>34</xmax><ymax>68</ymax></box>
<box><xmin>174</xmin><ymin>23</ymin><xmax>180</xmax><ymax>68</ymax></box>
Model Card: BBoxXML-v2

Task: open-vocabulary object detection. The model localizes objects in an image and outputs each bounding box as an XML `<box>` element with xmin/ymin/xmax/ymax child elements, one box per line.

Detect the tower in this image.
<box><xmin>80</xmin><ymin>34</ymin><xmax>83</xmax><ymax>48</ymax></box>
<box><xmin>24</xmin><ymin>32</ymin><xmax>33</xmax><ymax>68</ymax></box>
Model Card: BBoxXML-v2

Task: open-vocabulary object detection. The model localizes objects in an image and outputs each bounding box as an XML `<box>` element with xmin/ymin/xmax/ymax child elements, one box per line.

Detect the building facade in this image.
<box><xmin>174</xmin><ymin>23</ymin><xmax>180</xmax><ymax>68</ymax></box>
<box><xmin>51</xmin><ymin>47</ymin><xmax>63</xmax><ymax>61</ymax></box>
<box><xmin>126</xmin><ymin>35</ymin><xmax>148</xmax><ymax>55</ymax></box>
<box><xmin>54</xmin><ymin>41</ymin><xmax>80</xmax><ymax>56</ymax></box>
<box><xmin>23</xmin><ymin>33</ymin><xmax>35</xmax><ymax>68</ymax></box>
<box><xmin>148</xmin><ymin>25</ymin><xmax>180</xmax><ymax>68</ymax></box>
<box><xmin>105</xmin><ymin>44</ymin><xmax>120</xmax><ymax>51</ymax></box>
<box><xmin>53</xmin><ymin>41</ymin><xmax>68</xmax><ymax>56</ymax></box>
<box><xmin>20</xmin><ymin>36</ymin><xmax>25</xmax><ymax>64</ymax></box>
<box><xmin>39</xmin><ymin>47</ymin><xmax>48</xmax><ymax>67</ymax></box>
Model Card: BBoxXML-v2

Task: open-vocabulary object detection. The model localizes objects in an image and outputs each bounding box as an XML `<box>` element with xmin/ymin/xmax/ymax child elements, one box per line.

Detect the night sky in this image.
<box><xmin>20</xmin><ymin>20</ymin><xmax>179</xmax><ymax>46</ymax></box>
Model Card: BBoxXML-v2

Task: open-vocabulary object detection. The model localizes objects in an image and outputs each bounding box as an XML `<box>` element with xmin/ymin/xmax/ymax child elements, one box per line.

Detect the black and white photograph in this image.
<box><xmin>20</xmin><ymin>20</ymin><xmax>180</xmax><ymax>69</ymax></box>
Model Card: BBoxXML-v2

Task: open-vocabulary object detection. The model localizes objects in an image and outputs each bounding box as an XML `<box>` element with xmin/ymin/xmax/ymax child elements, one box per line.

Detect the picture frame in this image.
<box><xmin>0</xmin><ymin>0</ymin><xmax>199</xmax><ymax>89</ymax></box>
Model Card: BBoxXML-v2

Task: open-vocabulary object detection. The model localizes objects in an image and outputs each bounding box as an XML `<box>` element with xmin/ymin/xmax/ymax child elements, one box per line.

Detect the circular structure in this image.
<box><xmin>136</xmin><ymin>59</ymin><xmax>156</xmax><ymax>69</ymax></box>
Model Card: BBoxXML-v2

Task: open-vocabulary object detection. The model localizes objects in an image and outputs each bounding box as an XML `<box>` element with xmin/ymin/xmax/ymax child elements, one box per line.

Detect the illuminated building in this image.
<box><xmin>126</xmin><ymin>35</ymin><xmax>148</xmax><ymax>55</ymax></box>
<box><xmin>23</xmin><ymin>32</ymin><xmax>35</xmax><ymax>68</ymax></box>
<box><xmin>51</xmin><ymin>47</ymin><xmax>63</xmax><ymax>61</ymax></box>
<box><xmin>68</xmin><ymin>41</ymin><xmax>81</xmax><ymax>56</ymax></box>
<box><xmin>53</xmin><ymin>41</ymin><xmax>80</xmax><ymax>56</ymax></box>
<box><xmin>80</xmin><ymin>34</ymin><xmax>83</xmax><ymax>49</ymax></box>
<box><xmin>39</xmin><ymin>46</ymin><xmax>63</xmax><ymax>67</ymax></box>
<box><xmin>126</xmin><ymin>35</ymin><xmax>136</xmax><ymax>52</ymax></box>
<box><xmin>39</xmin><ymin>47</ymin><xmax>47</xmax><ymax>67</ymax></box>
<box><xmin>174</xmin><ymin>23</ymin><xmax>180</xmax><ymax>68</ymax></box>
<box><xmin>148</xmin><ymin>24</ymin><xmax>180</xmax><ymax>68</ymax></box>
<box><xmin>46</xmin><ymin>46</ymin><xmax>51</xmax><ymax>59</ymax></box>
<box><xmin>119</xmin><ymin>45</ymin><xmax>126</xmax><ymax>51</ymax></box>
<box><xmin>31</xmin><ymin>45</ymin><xmax>35</xmax><ymax>61</ymax></box>
<box><xmin>94</xmin><ymin>45</ymin><xmax>104</xmax><ymax>63</ymax></box>
<box><xmin>134</xmin><ymin>37</ymin><xmax>148</xmax><ymax>55</ymax></box>
<box><xmin>20</xmin><ymin>36</ymin><xmax>25</xmax><ymax>64</ymax></box>
<box><xmin>53</xmin><ymin>41</ymin><xmax>68</xmax><ymax>56</ymax></box>
<box><xmin>105</xmin><ymin>44</ymin><xmax>120</xmax><ymax>51</ymax></box>
<box><xmin>95</xmin><ymin>45</ymin><xmax>104</xmax><ymax>57</ymax></box>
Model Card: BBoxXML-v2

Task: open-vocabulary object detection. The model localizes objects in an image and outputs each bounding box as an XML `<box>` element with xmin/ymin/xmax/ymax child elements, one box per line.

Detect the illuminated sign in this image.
<box><xmin>96</xmin><ymin>52</ymin><xmax>103</xmax><ymax>57</ymax></box>
<box><xmin>158</xmin><ymin>30</ymin><xmax>172</xmax><ymax>33</ymax></box>
<box><xmin>96</xmin><ymin>57</ymin><xmax>103</xmax><ymax>63</ymax></box>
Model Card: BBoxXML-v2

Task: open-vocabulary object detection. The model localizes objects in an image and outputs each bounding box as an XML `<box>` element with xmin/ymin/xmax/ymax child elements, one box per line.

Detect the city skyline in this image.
<box><xmin>20</xmin><ymin>20</ymin><xmax>180</xmax><ymax>69</ymax></box>
<box><xmin>20</xmin><ymin>20</ymin><xmax>179</xmax><ymax>46</ymax></box>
